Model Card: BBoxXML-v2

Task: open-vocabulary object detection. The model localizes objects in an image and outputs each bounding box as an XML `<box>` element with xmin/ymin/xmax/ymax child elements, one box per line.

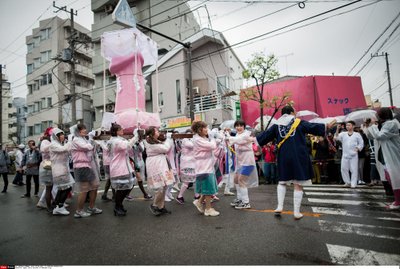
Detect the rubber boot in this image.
<box><xmin>275</xmin><ymin>184</ymin><xmax>286</xmax><ymax>215</ymax></box>
<box><xmin>293</xmin><ymin>190</ymin><xmax>304</xmax><ymax>220</ymax></box>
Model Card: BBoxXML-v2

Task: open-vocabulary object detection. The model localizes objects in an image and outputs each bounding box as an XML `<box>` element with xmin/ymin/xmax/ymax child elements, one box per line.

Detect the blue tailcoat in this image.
<box><xmin>256</xmin><ymin>119</ymin><xmax>325</xmax><ymax>181</ymax></box>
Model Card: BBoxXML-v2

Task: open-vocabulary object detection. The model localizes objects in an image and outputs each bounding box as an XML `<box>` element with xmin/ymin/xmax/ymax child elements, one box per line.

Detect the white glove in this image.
<box><xmin>166</xmin><ymin>132</ymin><xmax>172</xmax><ymax>139</ymax></box>
<box><xmin>88</xmin><ymin>130</ymin><xmax>96</xmax><ymax>139</ymax></box>
<box><xmin>215</xmin><ymin>138</ymin><xmax>222</xmax><ymax>144</ymax></box>
<box><xmin>133</xmin><ymin>128</ymin><xmax>139</xmax><ymax>137</ymax></box>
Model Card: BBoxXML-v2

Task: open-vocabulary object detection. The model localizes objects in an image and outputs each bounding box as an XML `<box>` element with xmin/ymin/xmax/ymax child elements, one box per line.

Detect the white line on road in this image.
<box><xmin>305</xmin><ymin>191</ymin><xmax>384</xmax><ymax>199</ymax></box>
<box><xmin>319</xmin><ymin>220</ymin><xmax>400</xmax><ymax>241</ymax></box>
<box><xmin>326</xmin><ymin>244</ymin><xmax>400</xmax><ymax>265</ymax></box>
<box><xmin>311</xmin><ymin>207</ymin><xmax>400</xmax><ymax>222</ymax></box>
<box><xmin>303</xmin><ymin>186</ymin><xmax>385</xmax><ymax>193</ymax></box>
<box><xmin>307</xmin><ymin>198</ymin><xmax>387</xmax><ymax>207</ymax></box>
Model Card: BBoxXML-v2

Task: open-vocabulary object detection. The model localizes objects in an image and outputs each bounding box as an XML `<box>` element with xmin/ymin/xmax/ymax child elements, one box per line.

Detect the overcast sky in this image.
<box><xmin>1</xmin><ymin>0</ymin><xmax>399</xmax><ymax>107</ymax></box>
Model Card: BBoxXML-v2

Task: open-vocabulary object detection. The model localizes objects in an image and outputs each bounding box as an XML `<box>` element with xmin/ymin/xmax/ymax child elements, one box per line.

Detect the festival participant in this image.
<box><xmin>227</xmin><ymin>120</ymin><xmax>258</xmax><ymax>209</ymax></box>
<box><xmin>334</xmin><ymin>121</ymin><xmax>364</xmax><ymax>188</ymax></box>
<box><xmin>49</xmin><ymin>128</ymin><xmax>75</xmax><ymax>216</ymax></box>
<box><xmin>21</xmin><ymin>140</ymin><xmax>41</xmax><ymax>198</ymax></box>
<box><xmin>144</xmin><ymin>126</ymin><xmax>174</xmax><ymax>216</ymax></box>
<box><xmin>176</xmin><ymin>129</ymin><xmax>196</xmax><ymax>204</ymax></box>
<box><xmin>191</xmin><ymin>121</ymin><xmax>221</xmax><ymax>217</ymax></box>
<box><xmin>0</xmin><ymin>144</ymin><xmax>11</xmax><ymax>193</ymax></box>
<box><xmin>107</xmin><ymin>123</ymin><xmax>137</xmax><ymax>216</ymax></box>
<box><xmin>70</xmin><ymin>124</ymin><xmax>102</xmax><ymax>218</ymax></box>
<box><xmin>363</xmin><ymin>107</ymin><xmax>400</xmax><ymax>210</ymax></box>
<box><xmin>12</xmin><ymin>144</ymin><xmax>25</xmax><ymax>186</ymax></box>
<box><xmin>38</xmin><ymin>128</ymin><xmax>53</xmax><ymax>211</ymax></box>
<box><xmin>94</xmin><ymin>140</ymin><xmax>114</xmax><ymax>202</ymax></box>
<box><xmin>255</xmin><ymin>105</ymin><xmax>335</xmax><ymax>220</ymax></box>
<box><xmin>132</xmin><ymin>130</ymin><xmax>152</xmax><ymax>200</ymax></box>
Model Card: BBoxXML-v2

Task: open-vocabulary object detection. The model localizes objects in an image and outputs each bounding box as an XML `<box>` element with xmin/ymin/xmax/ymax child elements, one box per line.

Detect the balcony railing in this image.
<box><xmin>186</xmin><ymin>93</ymin><xmax>232</xmax><ymax>112</ymax></box>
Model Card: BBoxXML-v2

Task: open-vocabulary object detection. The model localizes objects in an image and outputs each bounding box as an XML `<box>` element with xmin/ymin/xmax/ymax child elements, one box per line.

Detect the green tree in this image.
<box><xmin>241</xmin><ymin>52</ymin><xmax>291</xmax><ymax>131</ymax></box>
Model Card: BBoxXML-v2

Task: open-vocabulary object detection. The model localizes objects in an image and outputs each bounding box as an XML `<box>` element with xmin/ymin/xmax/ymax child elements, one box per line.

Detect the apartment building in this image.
<box><xmin>25</xmin><ymin>16</ymin><xmax>94</xmax><ymax>142</ymax></box>
<box><xmin>12</xmin><ymin>97</ymin><xmax>27</xmax><ymax>144</ymax></box>
<box><xmin>1</xmin><ymin>73</ymin><xmax>17</xmax><ymax>146</ymax></box>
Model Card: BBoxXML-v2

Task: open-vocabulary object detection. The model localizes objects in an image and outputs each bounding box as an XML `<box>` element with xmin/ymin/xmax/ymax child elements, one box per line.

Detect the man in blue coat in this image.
<box><xmin>256</xmin><ymin>105</ymin><xmax>336</xmax><ymax>219</ymax></box>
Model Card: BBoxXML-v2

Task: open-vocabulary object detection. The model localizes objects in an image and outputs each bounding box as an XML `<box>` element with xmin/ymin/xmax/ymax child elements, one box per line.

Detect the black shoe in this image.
<box><xmin>144</xmin><ymin>194</ymin><xmax>153</xmax><ymax>200</ymax></box>
<box><xmin>101</xmin><ymin>195</ymin><xmax>112</xmax><ymax>202</ymax></box>
<box><xmin>159</xmin><ymin>207</ymin><xmax>171</xmax><ymax>214</ymax></box>
<box><xmin>149</xmin><ymin>205</ymin><xmax>162</xmax><ymax>216</ymax></box>
<box><xmin>1</xmin><ymin>190</ymin><xmax>6</xmax><ymax>193</ymax></box>
<box><xmin>114</xmin><ymin>207</ymin><xmax>126</xmax><ymax>216</ymax></box>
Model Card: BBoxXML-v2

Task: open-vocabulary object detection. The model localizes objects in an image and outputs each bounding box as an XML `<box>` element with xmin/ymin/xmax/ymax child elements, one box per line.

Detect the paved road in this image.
<box><xmin>0</xmin><ymin>176</ymin><xmax>399</xmax><ymax>266</ymax></box>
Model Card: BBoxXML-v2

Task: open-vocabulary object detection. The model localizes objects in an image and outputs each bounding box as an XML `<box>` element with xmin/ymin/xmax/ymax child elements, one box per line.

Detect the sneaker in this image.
<box><xmin>176</xmin><ymin>196</ymin><xmax>185</xmax><ymax>204</ymax></box>
<box><xmin>53</xmin><ymin>206</ymin><xmax>70</xmax><ymax>216</ymax></box>
<box><xmin>74</xmin><ymin>210</ymin><xmax>91</xmax><ymax>218</ymax></box>
<box><xmin>211</xmin><ymin>195</ymin><xmax>220</xmax><ymax>202</ymax></box>
<box><xmin>160</xmin><ymin>207</ymin><xmax>172</xmax><ymax>214</ymax></box>
<box><xmin>224</xmin><ymin>191</ymin><xmax>235</xmax><ymax>196</ymax></box>
<box><xmin>63</xmin><ymin>203</ymin><xmax>70</xmax><ymax>208</ymax></box>
<box><xmin>358</xmin><ymin>180</ymin><xmax>366</xmax><ymax>185</ymax></box>
<box><xmin>1</xmin><ymin>190</ymin><xmax>6</xmax><ymax>193</ymax></box>
<box><xmin>230</xmin><ymin>199</ymin><xmax>241</xmax><ymax>207</ymax></box>
<box><xmin>21</xmin><ymin>194</ymin><xmax>30</xmax><ymax>198</ymax></box>
<box><xmin>343</xmin><ymin>183</ymin><xmax>350</xmax><ymax>188</ymax></box>
<box><xmin>164</xmin><ymin>196</ymin><xmax>172</xmax><ymax>202</ymax></box>
<box><xmin>170</xmin><ymin>188</ymin><xmax>177</xmax><ymax>193</ymax></box>
<box><xmin>125</xmin><ymin>195</ymin><xmax>134</xmax><ymax>201</ymax></box>
<box><xmin>87</xmin><ymin>207</ymin><xmax>103</xmax><ymax>215</ymax></box>
<box><xmin>235</xmin><ymin>202</ymin><xmax>251</xmax><ymax>209</ymax></box>
<box><xmin>204</xmin><ymin>208</ymin><xmax>220</xmax><ymax>217</ymax></box>
<box><xmin>101</xmin><ymin>195</ymin><xmax>112</xmax><ymax>201</ymax></box>
<box><xmin>387</xmin><ymin>202</ymin><xmax>400</xmax><ymax>210</ymax></box>
<box><xmin>193</xmin><ymin>199</ymin><xmax>204</xmax><ymax>213</ymax></box>
<box><xmin>149</xmin><ymin>205</ymin><xmax>162</xmax><ymax>216</ymax></box>
<box><xmin>36</xmin><ymin>200</ymin><xmax>47</xmax><ymax>209</ymax></box>
<box><xmin>294</xmin><ymin>212</ymin><xmax>304</xmax><ymax>220</ymax></box>
<box><xmin>193</xmin><ymin>195</ymin><xmax>200</xmax><ymax>200</ymax></box>
<box><xmin>166</xmin><ymin>192</ymin><xmax>174</xmax><ymax>200</ymax></box>
<box><xmin>144</xmin><ymin>194</ymin><xmax>153</xmax><ymax>200</ymax></box>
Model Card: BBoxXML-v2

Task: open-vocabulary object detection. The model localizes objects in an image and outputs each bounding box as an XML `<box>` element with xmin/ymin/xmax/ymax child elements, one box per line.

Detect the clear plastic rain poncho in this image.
<box><xmin>101</xmin><ymin>28</ymin><xmax>160</xmax><ymax>131</ymax></box>
<box><xmin>49</xmin><ymin>128</ymin><xmax>75</xmax><ymax>190</ymax></box>
<box><xmin>228</xmin><ymin>130</ymin><xmax>259</xmax><ymax>188</ymax></box>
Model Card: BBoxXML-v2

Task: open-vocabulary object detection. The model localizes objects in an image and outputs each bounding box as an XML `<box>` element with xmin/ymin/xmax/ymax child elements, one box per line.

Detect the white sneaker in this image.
<box><xmin>53</xmin><ymin>206</ymin><xmax>70</xmax><ymax>216</ymax></box>
<box><xmin>167</xmin><ymin>192</ymin><xmax>174</xmax><ymax>200</ymax></box>
<box><xmin>235</xmin><ymin>202</ymin><xmax>251</xmax><ymax>209</ymax></box>
<box><xmin>63</xmin><ymin>203</ymin><xmax>70</xmax><ymax>208</ymax></box>
<box><xmin>224</xmin><ymin>191</ymin><xmax>235</xmax><ymax>196</ymax></box>
<box><xmin>294</xmin><ymin>212</ymin><xmax>303</xmax><ymax>220</ymax></box>
<box><xmin>164</xmin><ymin>196</ymin><xmax>172</xmax><ymax>202</ymax></box>
<box><xmin>170</xmin><ymin>188</ymin><xmax>177</xmax><ymax>193</ymax></box>
<box><xmin>87</xmin><ymin>207</ymin><xmax>103</xmax><ymax>215</ymax></box>
<box><xmin>193</xmin><ymin>199</ymin><xmax>204</xmax><ymax>213</ymax></box>
<box><xmin>36</xmin><ymin>200</ymin><xmax>47</xmax><ymax>209</ymax></box>
<box><xmin>74</xmin><ymin>210</ymin><xmax>91</xmax><ymax>218</ymax></box>
<box><xmin>204</xmin><ymin>208</ymin><xmax>220</xmax><ymax>217</ymax></box>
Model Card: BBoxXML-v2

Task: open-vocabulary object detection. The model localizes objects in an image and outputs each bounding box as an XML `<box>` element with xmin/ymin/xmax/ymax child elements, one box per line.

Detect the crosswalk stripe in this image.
<box><xmin>305</xmin><ymin>191</ymin><xmax>383</xmax><ymax>199</ymax></box>
<box><xmin>311</xmin><ymin>207</ymin><xmax>400</xmax><ymax>222</ymax></box>
<box><xmin>304</xmin><ymin>186</ymin><xmax>385</xmax><ymax>193</ymax></box>
<box><xmin>319</xmin><ymin>220</ymin><xmax>400</xmax><ymax>241</ymax></box>
<box><xmin>307</xmin><ymin>198</ymin><xmax>387</xmax><ymax>207</ymax></box>
<box><xmin>326</xmin><ymin>244</ymin><xmax>400</xmax><ymax>265</ymax></box>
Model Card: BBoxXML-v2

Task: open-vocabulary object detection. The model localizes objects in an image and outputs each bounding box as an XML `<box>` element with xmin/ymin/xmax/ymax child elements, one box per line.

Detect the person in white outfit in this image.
<box><xmin>334</xmin><ymin>121</ymin><xmax>364</xmax><ymax>188</ymax></box>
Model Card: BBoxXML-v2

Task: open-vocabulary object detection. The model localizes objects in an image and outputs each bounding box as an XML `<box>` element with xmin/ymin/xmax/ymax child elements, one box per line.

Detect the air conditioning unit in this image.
<box><xmin>106</xmin><ymin>104</ymin><xmax>115</xmax><ymax>112</ymax></box>
<box><xmin>193</xmin><ymin>87</ymin><xmax>199</xmax><ymax>94</ymax></box>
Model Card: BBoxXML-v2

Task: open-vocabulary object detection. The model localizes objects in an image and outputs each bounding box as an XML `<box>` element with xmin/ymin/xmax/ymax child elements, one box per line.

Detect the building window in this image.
<box><xmin>40</xmin><ymin>28</ymin><xmax>51</xmax><ymax>41</ymax></box>
<box><xmin>176</xmin><ymin>80</ymin><xmax>181</xmax><ymax>114</ymax></box>
<box><xmin>40</xmin><ymin>73</ymin><xmax>52</xmax><ymax>86</ymax></box>
<box><xmin>34</xmin><ymin>102</ymin><xmax>39</xmax><ymax>112</ymax></box>
<box><xmin>158</xmin><ymin>92</ymin><xmax>164</xmax><ymax>107</ymax></box>
<box><xmin>27</xmin><ymin>43</ymin><xmax>34</xmax><ymax>53</ymax></box>
<box><xmin>216</xmin><ymin>76</ymin><xmax>228</xmax><ymax>94</ymax></box>
<box><xmin>33</xmin><ymin>36</ymin><xmax>40</xmax><ymax>47</ymax></box>
<box><xmin>28</xmin><ymin>85</ymin><xmax>33</xmax><ymax>95</ymax></box>
<box><xmin>47</xmin><ymin>97</ymin><xmax>52</xmax><ymax>108</ymax></box>
<box><xmin>27</xmin><ymin>64</ymin><xmax>34</xmax><ymax>74</ymax></box>
<box><xmin>42</xmin><ymin>121</ymin><xmax>53</xmax><ymax>131</ymax></box>
<box><xmin>28</xmin><ymin>105</ymin><xmax>34</xmax><ymax>114</ymax></box>
<box><xmin>34</xmin><ymin>58</ymin><xmax>41</xmax><ymax>69</ymax></box>
<box><xmin>34</xmin><ymin>124</ymin><xmax>42</xmax><ymax>135</ymax></box>
<box><xmin>41</xmin><ymin>98</ymin><xmax>46</xmax><ymax>109</ymax></box>
<box><xmin>28</xmin><ymin>126</ymin><xmax>34</xmax><ymax>136</ymax></box>
<box><xmin>40</xmin><ymin>50</ymin><xmax>51</xmax><ymax>63</ymax></box>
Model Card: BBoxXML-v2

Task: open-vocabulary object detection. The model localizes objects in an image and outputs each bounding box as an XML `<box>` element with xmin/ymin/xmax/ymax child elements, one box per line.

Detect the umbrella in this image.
<box><xmin>309</xmin><ymin>117</ymin><xmax>336</xmax><ymax>124</ymax></box>
<box><xmin>335</xmin><ymin>115</ymin><xmax>346</xmax><ymax>123</ymax></box>
<box><xmin>344</xmin><ymin>109</ymin><xmax>377</xmax><ymax>126</ymax></box>
<box><xmin>253</xmin><ymin>115</ymin><xmax>277</xmax><ymax>126</ymax></box>
<box><xmin>220</xmin><ymin>120</ymin><xmax>235</xmax><ymax>130</ymax></box>
<box><xmin>296</xmin><ymin>110</ymin><xmax>319</xmax><ymax>121</ymax></box>
<box><xmin>255</xmin><ymin>117</ymin><xmax>278</xmax><ymax>131</ymax></box>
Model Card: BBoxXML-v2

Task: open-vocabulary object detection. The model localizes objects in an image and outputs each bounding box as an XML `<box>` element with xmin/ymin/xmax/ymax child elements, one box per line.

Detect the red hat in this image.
<box><xmin>44</xmin><ymin>127</ymin><xmax>53</xmax><ymax>137</ymax></box>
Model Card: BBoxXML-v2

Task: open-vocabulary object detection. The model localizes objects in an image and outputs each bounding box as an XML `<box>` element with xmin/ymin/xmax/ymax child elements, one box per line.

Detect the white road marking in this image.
<box><xmin>307</xmin><ymin>198</ymin><xmax>387</xmax><ymax>207</ymax></box>
<box><xmin>326</xmin><ymin>244</ymin><xmax>400</xmax><ymax>265</ymax></box>
<box><xmin>305</xmin><ymin>191</ymin><xmax>383</xmax><ymax>199</ymax></box>
<box><xmin>303</xmin><ymin>186</ymin><xmax>385</xmax><ymax>193</ymax></box>
<box><xmin>311</xmin><ymin>207</ymin><xmax>400</xmax><ymax>222</ymax></box>
<box><xmin>319</xmin><ymin>220</ymin><xmax>400</xmax><ymax>241</ymax></box>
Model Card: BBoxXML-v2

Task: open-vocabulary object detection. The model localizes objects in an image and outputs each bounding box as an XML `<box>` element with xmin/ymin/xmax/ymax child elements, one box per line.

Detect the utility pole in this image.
<box><xmin>371</xmin><ymin>52</ymin><xmax>394</xmax><ymax>107</ymax></box>
<box><xmin>53</xmin><ymin>1</ymin><xmax>78</xmax><ymax>123</ymax></box>
<box><xmin>0</xmin><ymin>64</ymin><xmax>2</xmax><ymax>145</ymax></box>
